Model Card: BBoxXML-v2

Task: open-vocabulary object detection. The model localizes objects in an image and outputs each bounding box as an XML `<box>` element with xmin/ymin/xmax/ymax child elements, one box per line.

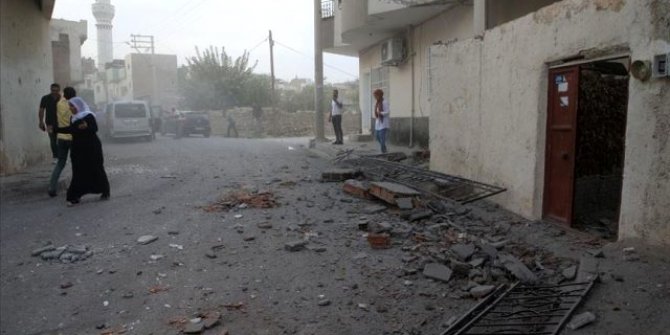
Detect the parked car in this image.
<box><xmin>161</xmin><ymin>111</ymin><xmax>211</xmax><ymax>138</ymax></box>
<box><xmin>104</xmin><ymin>101</ymin><xmax>154</xmax><ymax>141</ymax></box>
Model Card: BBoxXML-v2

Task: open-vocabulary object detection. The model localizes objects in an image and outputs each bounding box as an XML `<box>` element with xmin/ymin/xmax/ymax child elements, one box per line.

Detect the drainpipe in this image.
<box><xmin>408</xmin><ymin>25</ymin><xmax>415</xmax><ymax>148</ymax></box>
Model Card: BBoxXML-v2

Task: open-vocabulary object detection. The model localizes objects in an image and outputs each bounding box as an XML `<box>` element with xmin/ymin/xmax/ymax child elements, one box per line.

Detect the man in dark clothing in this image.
<box><xmin>39</xmin><ymin>83</ymin><xmax>61</xmax><ymax>162</ymax></box>
<box><xmin>252</xmin><ymin>104</ymin><xmax>263</xmax><ymax>137</ymax></box>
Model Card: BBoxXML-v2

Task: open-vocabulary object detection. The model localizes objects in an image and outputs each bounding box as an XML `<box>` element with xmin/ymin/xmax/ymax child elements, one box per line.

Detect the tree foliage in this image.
<box><xmin>179</xmin><ymin>46</ymin><xmax>258</xmax><ymax>110</ymax></box>
<box><xmin>178</xmin><ymin>46</ymin><xmax>359</xmax><ymax>113</ymax></box>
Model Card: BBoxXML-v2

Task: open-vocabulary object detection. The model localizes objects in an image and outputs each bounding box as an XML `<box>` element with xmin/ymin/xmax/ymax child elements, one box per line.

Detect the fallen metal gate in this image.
<box><xmin>347</xmin><ymin>157</ymin><xmax>506</xmax><ymax>204</ymax></box>
<box><xmin>442</xmin><ymin>281</ymin><xmax>595</xmax><ymax>335</ymax></box>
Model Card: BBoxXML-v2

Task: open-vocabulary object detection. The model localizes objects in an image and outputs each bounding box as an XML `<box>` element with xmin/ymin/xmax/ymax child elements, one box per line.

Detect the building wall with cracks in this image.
<box><xmin>428</xmin><ymin>0</ymin><xmax>670</xmax><ymax>244</ymax></box>
<box><xmin>0</xmin><ymin>0</ymin><xmax>56</xmax><ymax>175</ymax></box>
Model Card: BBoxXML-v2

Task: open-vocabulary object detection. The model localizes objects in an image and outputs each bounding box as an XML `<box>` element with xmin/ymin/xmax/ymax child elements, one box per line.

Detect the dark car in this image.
<box><xmin>161</xmin><ymin>111</ymin><xmax>211</xmax><ymax>138</ymax></box>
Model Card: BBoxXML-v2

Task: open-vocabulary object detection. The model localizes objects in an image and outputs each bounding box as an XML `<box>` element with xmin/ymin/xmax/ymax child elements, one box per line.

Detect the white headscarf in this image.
<box><xmin>69</xmin><ymin>97</ymin><xmax>94</xmax><ymax>122</ymax></box>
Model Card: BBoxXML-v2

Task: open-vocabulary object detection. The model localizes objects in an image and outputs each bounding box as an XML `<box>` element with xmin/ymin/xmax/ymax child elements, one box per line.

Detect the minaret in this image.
<box><xmin>92</xmin><ymin>0</ymin><xmax>115</xmax><ymax>71</ymax></box>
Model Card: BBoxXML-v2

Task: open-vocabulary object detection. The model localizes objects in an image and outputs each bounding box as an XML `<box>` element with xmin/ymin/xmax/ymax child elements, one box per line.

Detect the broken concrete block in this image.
<box><xmin>285</xmin><ymin>240</ymin><xmax>308</xmax><ymax>252</ymax></box>
<box><xmin>137</xmin><ymin>235</ymin><xmax>158</xmax><ymax>245</ymax></box>
<box><xmin>343</xmin><ymin>179</ymin><xmax>371</xmax><ymax>199</ymax></box>
<box><xmin>423</xmin><ymin>263</ymin><xmax>453</xmax><ymax>282</ymax></box>
<box><xmin>369</xmin><ymin>182</ymin><xmax>420</xmax><ymax>205</ymax></box>
<box><xmin>66</xmin><ymin>245</ymin><xmax>88</xmax><ymax>255</ymax></box>
<box><xmin>31</xmin><ymin>245</ymin><xmax>55</xmax><ymax>257</ymax></box>
<box><xmin>567</xmin><ymin>311</ymin><xmax>596</xmax><ymax>330</ymax></box>
<box><xmin>408</xmin><ymin>209</ymin><xmax>434</xmax><ymax>222</ymax></box>
<box><xmin>450</xmin><ymin>244</ymin><xmax>475</xmax><ymax>261</ymax></box>
<box><xmin>498</xmin><ymin>254</ymin><xmax>538</xmax><ymax>283</ymax></box>
<box><xmin>480</xmin><ymin>244</ymin><xmax>498</xmax><ymax>259</ymax></box>
<box><xmin>623</xmin><ymin>247</ymin><xmax>639</xmax><ymax>261</ymax></box>
<box><xmin>576</xmin><ymin>256</ymin><xmax>599</xmax><ymax>282</ymax></box>
<box><xmin>183</xmin><ymin>320</ymin><xmax>205</xmax><ymax>334</ymax></box>
<box><xmin>321</xmin><ymin>169</ymin><xmax>359</xmax><ymax>182</ymax></box>
<box><xmin>470</xmin><ymin>285</ymin><xmax>496</xmax><ymax>298</ymax></box>
<box><xmin>562</xmin><ymin>265</ymin><xmax>577</xmax><ymax>280</ymax></box>
<box><xmin>390</xmin><ymin>224</ymin><xmax>413</xmax><ymax>239</ymax></box>
<box><xmin>396</xmin><ymin>197</ymin><xmax>414</xmax><ymax>210</ymax></box>
<box><xmin>203</xmin><ymin>312</ymin><xmax>221</xmax><ymax>329</ymax></box>
<box><xmin>371</xmin><ymin>222</ymin><xmax>392</xmax><ymax>233</ymax></box>
<box><xmin>469</xmin><ymin>258</ymin><xmax>486</xmax><ymax>268</ymax></box>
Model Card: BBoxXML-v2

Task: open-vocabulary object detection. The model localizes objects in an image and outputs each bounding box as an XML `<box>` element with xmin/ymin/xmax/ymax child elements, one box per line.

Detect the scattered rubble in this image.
<box><xmin>367</xmin><ymin>233</ymin><xmax>391</xmax><ymax>249</ymax></box>
<box><xmin>498</xmin><ymin>254</ymin><xmax>538</xmax><ymax>283</ymax></box>
<box><xmin>622</xmin><ymin>247</ymin><xmax>639</xmax><ymax>261</ymax></box>
<box><xmin>321</xmin><ymin>168</ymin><xmax>360</xmax><ymax>182</ymax></box>
<box><xmin>203</xmin><ymin>190</ymin><xmax>278</xmax><ymax>212</ymax></box>
<box><xmin>31</xmin><ymin>244</ymin><xmax>93</xmax><ymax>263</ymax></box>
<box><xmin>567</xmin><ymin>311</ymin><xmax>597</xmax><ymax>330</ymax></box>
<box><xmin>423</xmin><ymin>263</ymin><xmax>453</xmax><ymax>282</ymax></box>
<box><xmin>285</xmin><ymin>240</ymin><xmax>308</xmax><ymax>252</ymax></box>
<box><xmin>368</xmin><ymin>181</ymin><xmax>420</xmax><ymax>205</ymax></box>
<box><xmin>342</xmin><ymin>179</ymin><xmax>372</xmax><ymax>199</ymax></box>
<box><xmin>137</xmin><ymin>235</ymin><xmax>158</xmax><ymax>245</ymax></box>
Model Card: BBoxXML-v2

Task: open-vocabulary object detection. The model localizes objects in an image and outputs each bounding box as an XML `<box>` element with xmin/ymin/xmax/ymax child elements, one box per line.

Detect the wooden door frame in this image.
<box><xmin>543</xmin><ymin>65</ymin><xmax>580</xmax><ymax>226</ymax></box>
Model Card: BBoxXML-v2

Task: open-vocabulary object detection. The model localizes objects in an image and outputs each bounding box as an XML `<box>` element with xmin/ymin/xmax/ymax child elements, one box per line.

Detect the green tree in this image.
<box><xmin>179</xmin><ymin>46</ymin><xmax>257</xmax><ymax>110</ymax></box>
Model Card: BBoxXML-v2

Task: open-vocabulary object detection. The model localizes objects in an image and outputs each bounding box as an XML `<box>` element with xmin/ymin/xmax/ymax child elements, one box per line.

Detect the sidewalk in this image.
<box><xmin>0</xmin><ymin>162</ymin><xmax>69</xmax><ymax>197</ymax></box>
<box><xmin>308</xmin><ymin>134</ymin><xmax>422</xmax><ymax>161</ymax></box>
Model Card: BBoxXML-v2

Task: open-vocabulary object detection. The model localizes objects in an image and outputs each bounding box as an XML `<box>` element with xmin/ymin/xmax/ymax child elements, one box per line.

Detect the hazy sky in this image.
<box><xmin>53</xmin><ymin>0</ymin><xmax>359</xmax><ymax>83</ymax></box>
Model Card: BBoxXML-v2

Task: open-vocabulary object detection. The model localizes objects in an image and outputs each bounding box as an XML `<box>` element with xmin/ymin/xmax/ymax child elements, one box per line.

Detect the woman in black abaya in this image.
<box><xmin>58</xmin><ymin>97</ymin><xmax>110</xmax><ymax>206</ymax></box>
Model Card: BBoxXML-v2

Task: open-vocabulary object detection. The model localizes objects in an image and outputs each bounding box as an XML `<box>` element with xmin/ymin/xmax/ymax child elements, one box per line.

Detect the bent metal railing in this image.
<box><xmin>442</xmin><ymin>281</ymin><xmax>596</xmax><ymax>335</ymax></box>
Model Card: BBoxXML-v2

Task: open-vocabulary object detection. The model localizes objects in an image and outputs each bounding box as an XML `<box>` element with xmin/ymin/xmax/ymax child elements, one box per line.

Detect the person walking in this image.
<box><xmin>56</xmin><ymin>97</ymin><xmax>110</xmax><ymax>206</ymax></box>
<box><xmin>329</xmin><ymin>89</ymin><xmax>344</xmax><ymax>145</ymax></box>
<box><xmin>227</xmin><ymin>112</ymin><xmax>239</xmax><ymax>138</ymax></box>
<box><xmin>373</xmin><ymin>89</ymin><xmax>390</xmax><ymax>153</ymax></box>
<box><xmin>252</xmin><ymin>104</ymin><xmax>263</xmax><ymax>137</ymax></box>
<box><xmin>47</xmin><ymin>87</ymin><xmax>77</xmax><ymax>197</ymax></box>
<box><xmin>39</xmin><ymin>83</ymin><xmax>62</xmax><ymax>163</ymax></box>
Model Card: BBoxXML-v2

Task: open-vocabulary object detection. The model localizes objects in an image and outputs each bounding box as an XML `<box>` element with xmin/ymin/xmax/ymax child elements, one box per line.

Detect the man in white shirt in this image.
<box><xmin>328</xmin><ymin>89</ymin><xmax>344</xmax><ymax>145</ymax></box>
<box><xmin>373</xmin><ymin>89</ymin><xmax>390</xmax><ymax>153</ymax></box>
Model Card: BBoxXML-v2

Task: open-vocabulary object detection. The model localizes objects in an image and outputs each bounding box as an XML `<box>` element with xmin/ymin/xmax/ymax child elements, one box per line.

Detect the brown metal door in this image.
<box><xmin>544</xmin><ymin>66</ymin><xmax>580</xmax><ymax>225</ymax></box>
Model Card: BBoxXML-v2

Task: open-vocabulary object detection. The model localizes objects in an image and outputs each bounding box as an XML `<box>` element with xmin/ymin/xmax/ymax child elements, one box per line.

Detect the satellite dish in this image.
<box><xmin>630</xmin><ymin>60</ymin><xmax>651</xmax><ymax>81</ymax></box>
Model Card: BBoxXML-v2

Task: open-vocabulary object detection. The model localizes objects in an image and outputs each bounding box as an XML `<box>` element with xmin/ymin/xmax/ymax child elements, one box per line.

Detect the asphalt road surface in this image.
<box><xmin>2</xmin><ymin>135</ymin><xmax>669</xmax><ymax>335</ymax></box>
<box><xmin>0</xmin><ymin>136</ymin><xmax>453</xmax><ymax>335</ymax></box>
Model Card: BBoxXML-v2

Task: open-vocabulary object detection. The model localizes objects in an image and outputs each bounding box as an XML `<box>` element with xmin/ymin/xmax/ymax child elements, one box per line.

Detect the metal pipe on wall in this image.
<box><xmin>408</xmin><ymin>25</ymin><xmax>415</xmax><ymax>148</ymax></box>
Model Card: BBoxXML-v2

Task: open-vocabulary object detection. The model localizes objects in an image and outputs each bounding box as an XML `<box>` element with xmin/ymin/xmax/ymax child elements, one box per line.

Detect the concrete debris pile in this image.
<box><xmin>203</xmin><ymin>190</ymin><xmax>278</xmax><ymax>212</ymax></box>
<box><xmin>334</xmin><ymin>174</ymin><xmax>580</xmax><ymax>298</ymax></box>
<box><xmin>31</xmin><ymin>243</ymin><xmax>93</xmax><ymax>263</ymax></box>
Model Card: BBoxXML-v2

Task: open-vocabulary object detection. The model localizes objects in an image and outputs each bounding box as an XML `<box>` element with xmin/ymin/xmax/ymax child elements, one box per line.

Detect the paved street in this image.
<box><xmin>1</xmin><ymin>136</ymin><xmax>669</xmax><ymax>335</ymax></box>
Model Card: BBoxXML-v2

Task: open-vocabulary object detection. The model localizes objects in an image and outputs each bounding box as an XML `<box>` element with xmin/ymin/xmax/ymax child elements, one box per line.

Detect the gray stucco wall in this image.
<box><xmin>1</xmin><ymin>0</ymin><xmax>54</xmax><ymax>174</ymax></box>
<box><xmin>429</xmin><ymin>0</ymin><xmax>670</xmax><ymax>244</ymax></box>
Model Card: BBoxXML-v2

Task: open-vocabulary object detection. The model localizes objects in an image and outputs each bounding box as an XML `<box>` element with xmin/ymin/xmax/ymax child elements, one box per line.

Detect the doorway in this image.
<box><xmin>544</xmin><ymin>57</ymin><xmax>630</xmax><ymax>240</ymax></box>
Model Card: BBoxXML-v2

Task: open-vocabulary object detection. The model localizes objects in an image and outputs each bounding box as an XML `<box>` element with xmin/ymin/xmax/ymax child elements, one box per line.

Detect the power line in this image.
<box><xmin>152</xmin><ymin>0</ymin><xmax>211</xmax><ymax>37</ymax></box>
<box><xmin>273</xmin><ymin>40</ymin><xmax>358</xmax><ymax>78</ymax></box>
<box><xmin>247</xmin><ymin>37</ymin><xmax>268</xmax><ymax>54</ymax></box>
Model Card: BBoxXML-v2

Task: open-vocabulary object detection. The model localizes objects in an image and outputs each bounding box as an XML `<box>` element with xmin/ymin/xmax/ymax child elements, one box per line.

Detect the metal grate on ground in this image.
<box><xmin>346</xmin><ymin>157</ymin><xmax>506</xmax><ymax>204</ymax></box>
<box><xmin>442</xmin><ymin>281</ymin><xmax>595</xmax><ymax>335</ymax></box>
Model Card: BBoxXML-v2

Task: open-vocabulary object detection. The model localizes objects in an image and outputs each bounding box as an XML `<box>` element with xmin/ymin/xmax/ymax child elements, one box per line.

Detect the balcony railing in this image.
<box><xmin>321</xmin><ymin>0</ymin><xmax>335</xmax><ymax>19</ymax></box>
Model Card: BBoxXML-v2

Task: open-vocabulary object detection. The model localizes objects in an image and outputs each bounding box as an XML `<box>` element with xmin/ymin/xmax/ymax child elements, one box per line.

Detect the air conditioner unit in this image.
<box><xmin>381</xmin><ymin>38</ymin><xmax>405</xmax><ymax>66</ymax></box>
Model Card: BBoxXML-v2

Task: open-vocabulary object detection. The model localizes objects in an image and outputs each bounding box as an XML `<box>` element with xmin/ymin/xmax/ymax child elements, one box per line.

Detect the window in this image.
<box><xmin>114</xmin><ymin>104</ymin><xmax>147</xmax><ymax>118</ymax></box>
<box><xmin>371</xmin><ymin>67</ymin><xmax>390</xmax><ymax>104</ymax></box>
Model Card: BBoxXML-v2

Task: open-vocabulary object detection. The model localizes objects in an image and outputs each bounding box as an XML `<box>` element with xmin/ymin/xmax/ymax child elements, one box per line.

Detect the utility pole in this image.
<box><xmin>269</xmin><ymin>30</ymin><xmax>276</xmax><ymax>112</ymax></box>
<box><xmin>313</xmin><ymin>0</ymin><xmax>325</xmax><ymax>140</ymax></box>
<box><xmin>129</xmin><ymin>34</ymin><xmax>158</xmax><ymax>107</ymax></box>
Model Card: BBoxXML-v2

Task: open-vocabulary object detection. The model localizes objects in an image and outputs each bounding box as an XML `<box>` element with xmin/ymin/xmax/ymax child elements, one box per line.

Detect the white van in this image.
<box><xmin>104</xmin><ymin>101</ymin><xmax>154</xmax><ymax>141</ymax></box>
